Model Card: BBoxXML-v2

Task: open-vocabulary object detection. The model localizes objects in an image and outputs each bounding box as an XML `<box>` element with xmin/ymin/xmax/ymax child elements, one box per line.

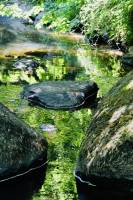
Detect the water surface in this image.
<box><xmin>0</xmin><ymin>31</ymin><xmax>123</xmax><ymax>200</ymax></box>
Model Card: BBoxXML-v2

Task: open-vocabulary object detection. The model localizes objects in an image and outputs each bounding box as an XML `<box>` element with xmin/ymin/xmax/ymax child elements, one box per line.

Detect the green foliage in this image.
<box><xmin>80</xmin><ymin>0</ymin><xmax>133</xmax><ymax>44</ymax></box>
<box><xmin>0</xmin><ymin>84</ymin><xmax>91</xmax><ymax>200</ymax></box>
<box><xmin>37</xmin><ymin>0</ymin><xmax>84</xmax><ymax>32</ymax></box>
<box><xmin>0</xmin><ymin>34</ymin><xmax>122</xmax><ymax>198</ymax></box>
<box><xmin>0</xmin><ymin>0</ymin><xmax>84</xmax><ymax>32</ymax></box>
<box><xmin>1</xmin><ymin>0</ymin><xmax>133</xmax><ymax>44</ymax></box>
<box><xmin>0</xmin><ymin>2</ymin><xmax>43</xmax><ymax>20</ymax></box>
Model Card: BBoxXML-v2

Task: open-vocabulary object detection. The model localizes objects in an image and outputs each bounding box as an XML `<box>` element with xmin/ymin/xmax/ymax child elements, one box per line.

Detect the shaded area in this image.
<box><xmin>0</xmin><ymin>164</ymin><xmax>47</xmax><ymax>200</ymax></box>
<box><xmin>76</xmin><ymin>177</ymin><xmax>132</xmax><ymax>200</ymax></box>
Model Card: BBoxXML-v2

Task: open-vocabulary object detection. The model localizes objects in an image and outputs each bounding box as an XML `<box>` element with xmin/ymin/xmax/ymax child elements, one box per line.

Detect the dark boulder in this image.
<box><xmin>76</xmin><ymin>71</ymin><xmax>133</xmax><ymax>194</ymax></box>
<box><xmin>85</xmin><ymin>31</ymin><xmax>127</xmax><ymax>51</ymax></box>
<box><xmin>108</xmin><ymin>39</ymin><xmax>127</xmax><ymax>52</ymax></box>
<box><xmin>22</xmin><ymin>81</ymin><xmax>99</xmax><ymax>110</ymax></box>
<box><xmin>0</xmin><ymin>103</ymin><xmax>48</xmax><ymax>181</ymax></box>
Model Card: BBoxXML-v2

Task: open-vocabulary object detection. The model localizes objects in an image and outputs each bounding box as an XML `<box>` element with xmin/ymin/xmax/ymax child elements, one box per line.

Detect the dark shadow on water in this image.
<box><xmin>0</xmin><ymin>165</ymin><xmax>47</xmax><ymax>200</ymax></box>
<box><xmin>76</xmin><ymin>178</ymin><xmax>133</xmax><ymax>200</ymax></box>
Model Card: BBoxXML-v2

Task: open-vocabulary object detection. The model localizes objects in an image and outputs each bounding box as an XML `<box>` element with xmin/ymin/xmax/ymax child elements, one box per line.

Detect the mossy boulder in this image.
<box><xmin>76</xmin><ymin>71</ymin><xmax>133</xmax><ymax>192</ymax></box>
<box><xmin>0</xmin><ymin>103</ymin><xmax>48</xmax><ymax>181</ymax></box>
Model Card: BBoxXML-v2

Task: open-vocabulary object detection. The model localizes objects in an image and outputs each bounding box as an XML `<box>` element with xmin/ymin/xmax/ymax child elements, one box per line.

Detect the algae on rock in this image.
<box><xmin>0</xmin><ymin>103</ymin><xmax>48</xmax><ymax>181</ymax></box>
<box><xmin>76</xmin><ymin>71</ymin><xmax>133</xmax><ymax>191</ymax></box>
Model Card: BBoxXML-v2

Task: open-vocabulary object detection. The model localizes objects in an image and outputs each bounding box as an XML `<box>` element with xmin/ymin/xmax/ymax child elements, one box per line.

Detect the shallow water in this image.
<box><xmin>0</xmin><ymin>30</ymin><xmax>123</xmax><ymax>199</ymax></box>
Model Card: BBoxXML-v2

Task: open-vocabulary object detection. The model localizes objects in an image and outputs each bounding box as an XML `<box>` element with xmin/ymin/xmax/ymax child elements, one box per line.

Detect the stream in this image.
<box><xmin>0</xmin><ymin>26</ymin><xmax>124</xmax><ymax>199</ymax></box>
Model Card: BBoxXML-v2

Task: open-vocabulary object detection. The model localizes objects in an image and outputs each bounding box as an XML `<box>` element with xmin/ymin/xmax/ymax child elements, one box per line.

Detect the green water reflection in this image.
<box><xmin>0</xmin><ymin>33</ymin><xmax>122</xmax><ymax>199</ymax></box>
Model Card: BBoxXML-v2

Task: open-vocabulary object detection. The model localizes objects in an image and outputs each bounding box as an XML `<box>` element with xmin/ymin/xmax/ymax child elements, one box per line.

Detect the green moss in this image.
<box><xmin>78</xmin><ymin>71</ymin><xmax>133</xmax><ymax>182</ymax></box>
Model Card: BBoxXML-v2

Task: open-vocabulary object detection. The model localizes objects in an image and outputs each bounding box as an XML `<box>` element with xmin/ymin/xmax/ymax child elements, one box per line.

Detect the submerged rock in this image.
<box><xmin>13</xmin><ymin>58</ymin><xmax>39</xmax><ymax>71</ymax></box>
<box><xmin>76</xmin><ymin>71</ymin><xmax>133</xmax><ymax>193</ymax></box>
<box><xmin>40</xmin><ymin>124</ymin><xmax>57</xmax><ymax>133</ymax></box>
<box><xmin>0</xmin><ymin>103</ymin><xmax>48</xmax><ymax>181</ymax></box>
<box><xmin>22</xmin><ymin>81</ymin><xmax>99</xmax><ymax>110</ymax></box>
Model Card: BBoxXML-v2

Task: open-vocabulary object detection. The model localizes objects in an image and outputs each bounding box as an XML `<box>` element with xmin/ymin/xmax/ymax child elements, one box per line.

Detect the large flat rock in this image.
<box><xmin>22</xmin><ymin>81</ymin><xmax>99</xmax><ymax>110</ymax></box>
<box><xmin>0</xmin><ymin>103</ymin><xmax>48</xmax><ymax>181</ymax></box>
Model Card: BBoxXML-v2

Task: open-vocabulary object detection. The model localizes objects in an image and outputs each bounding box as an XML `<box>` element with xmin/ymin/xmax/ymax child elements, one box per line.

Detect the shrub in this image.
<box><xmin>80</xmin><ymin>0</ymin><xmax>133</xmax><ymax>44</ymax></box>
<box><xmin>37</xmin><ymin>0</ymin><xmax>84</xmax><ymax>32</ymax></box>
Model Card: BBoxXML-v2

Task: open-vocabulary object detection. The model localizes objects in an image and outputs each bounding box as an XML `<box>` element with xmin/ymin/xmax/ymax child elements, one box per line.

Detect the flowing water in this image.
<box><xmin>0</xmin><ymin>29</ymin><xmax>124</xmax><ymax>199</ymax></box>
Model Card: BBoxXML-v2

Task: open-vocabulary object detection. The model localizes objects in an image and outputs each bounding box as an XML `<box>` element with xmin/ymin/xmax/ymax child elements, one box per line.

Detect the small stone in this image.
<box><xmin>40</xmin><ymin>124</ymin><xmax>57</xmax><ymax>133</ymax></box>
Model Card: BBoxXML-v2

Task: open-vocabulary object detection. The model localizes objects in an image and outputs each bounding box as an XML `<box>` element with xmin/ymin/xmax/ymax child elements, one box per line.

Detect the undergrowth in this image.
<box><xmin>1</xmin><ymin>0</ymin><xmax>133</xmax><ymax>44</ymax></box>
<box><xmin>36</xmin><ymin>0</ymin><xmax>84</xmax><ymax>32</ymax></box>
<box><xmin>80</xmin><ymin>0</ymin><xmax>133</xmax><ymax>44</ymax></box>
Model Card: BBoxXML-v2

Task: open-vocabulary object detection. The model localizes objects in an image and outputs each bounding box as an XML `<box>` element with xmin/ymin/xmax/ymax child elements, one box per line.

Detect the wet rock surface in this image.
<box><xmin>13</xmin><ymin>58</ymin><xmax>39</xmax><ymax>71</ymax></box>
<box><xmin>22</xmin><ymin>81</ymin><xmax>99</xmax><ymax>110</ymax></box>
<box><xmin>76</xmin><ymin>71</ymin><xmax>133</xmax><ymax>193</ymax></box>
<box><xmin>0</xmin><ymin>103</ymin><xmax>48</xmax><ymax>181</ymax></box>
